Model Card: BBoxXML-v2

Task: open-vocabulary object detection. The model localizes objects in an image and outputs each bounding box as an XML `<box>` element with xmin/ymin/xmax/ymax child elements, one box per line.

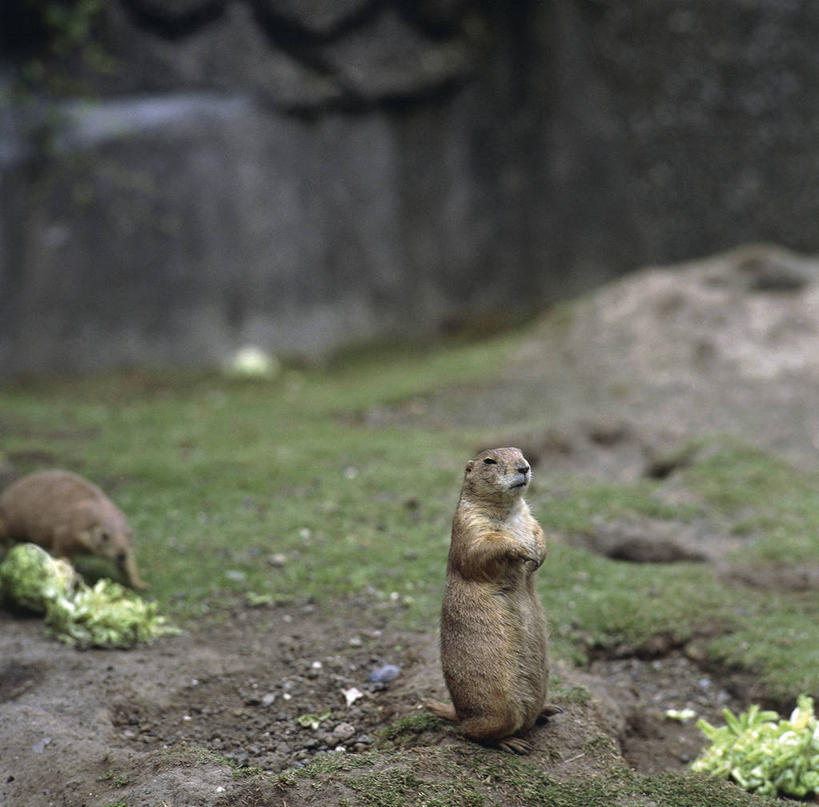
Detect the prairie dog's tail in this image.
<box><xmin>424</xmin><ymin>700</ymin><xmax>457</xmax><ymax>722</ymax></box>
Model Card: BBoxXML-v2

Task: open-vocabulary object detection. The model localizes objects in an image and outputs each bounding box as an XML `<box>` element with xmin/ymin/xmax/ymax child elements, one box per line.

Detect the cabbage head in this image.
<box><xmin>0</xmin><ymin>543</ymin><xmax>178</xmax><ymax>648</ymax></box>
<box><xmin>0</xmin><ymin>543</ymin><xmax>78</xmax><ymax>613</ymax></box>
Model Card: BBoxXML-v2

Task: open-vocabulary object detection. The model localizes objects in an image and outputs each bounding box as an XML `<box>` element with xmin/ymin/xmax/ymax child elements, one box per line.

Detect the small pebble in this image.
<box><xmin>332</xmin><ymin>722</ymin><xmax>356</xmax><ymax>742</ymax></box>
<box><xmin>231</xmin><ymin>750</ymin><xmax>250</xmax><ymax>767</ymax></box>
<box><xmin>369</xmin><ymin>664</ymin><xmax>400</xmax><ymax>683</ymax></box>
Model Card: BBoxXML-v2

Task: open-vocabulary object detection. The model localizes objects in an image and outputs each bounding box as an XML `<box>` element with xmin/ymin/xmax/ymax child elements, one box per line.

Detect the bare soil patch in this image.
<box><xmin>1</xmin><ymin>594</ymin><xmax>757</xmax><ymax>807</ymax></box>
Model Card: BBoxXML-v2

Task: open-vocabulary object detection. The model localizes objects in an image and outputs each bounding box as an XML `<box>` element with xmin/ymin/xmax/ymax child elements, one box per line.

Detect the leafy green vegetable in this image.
<box><xmin>46</xmin><ymin>578</ymin><xmax>180</xmax><ymax>648</ymax></box>
<box><xmin>0</xmin><ymin>543</ymin><xmax>79</xmax><ymax>613</ymax></box>
<box><xmin>692</xmin><ymin>695</ymin><xmax>819</xmax><ymax>798</ymax></box>
<box><xmin>296</xmin><ymin>710</ymin><xmax>331</xmax><ymax>730</ymax></box>
<box><xmin>0</xmin><ymin>543</ymin><xmax>178</xmax><ymax>648</ymax></box>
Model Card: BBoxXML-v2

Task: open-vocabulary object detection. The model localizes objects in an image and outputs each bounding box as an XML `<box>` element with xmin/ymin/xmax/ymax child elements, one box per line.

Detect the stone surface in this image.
<box><xmin>1</xmin><ymin>0</ymin><xmax>819</xmax><ymax>376</ymax></box>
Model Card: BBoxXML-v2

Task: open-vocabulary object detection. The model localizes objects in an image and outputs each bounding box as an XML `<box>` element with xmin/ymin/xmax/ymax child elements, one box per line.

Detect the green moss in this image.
<box><xmin>548</xmin><ymin>676</ymin><xmax>592</xmax><ymax>705</ymax></box>
<box><xmin>283</xmin><ymin>749</ymin><xmax>783</xmax><ymax>807</ymax></box>
<box><xmin>346</xmin><ymin>766</ymin><xmax>488</xmax><ymax>807</ymax></box>
<box><xmin>375</xmin><ymin>712</ymin><xmax>448</xmax><ymax>749</ymax></box>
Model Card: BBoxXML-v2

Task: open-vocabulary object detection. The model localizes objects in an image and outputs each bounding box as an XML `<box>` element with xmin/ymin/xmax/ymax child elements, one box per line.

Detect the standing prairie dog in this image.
<box><xmin>426</xmin><ymin>447</ymin><xmax>558</xmax><ymax>753</ymax></box>
<box><xmin>0</xmin><ymin>469</ymin><xmax>147</xmax><ymax>590</ymax></box>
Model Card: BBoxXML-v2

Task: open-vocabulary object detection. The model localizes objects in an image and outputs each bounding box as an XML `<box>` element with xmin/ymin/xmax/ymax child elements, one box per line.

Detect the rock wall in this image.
<box><xmin>1</xmin><ymin>0</ymin><xmax>818</xmax><ymax>376</ymax></box>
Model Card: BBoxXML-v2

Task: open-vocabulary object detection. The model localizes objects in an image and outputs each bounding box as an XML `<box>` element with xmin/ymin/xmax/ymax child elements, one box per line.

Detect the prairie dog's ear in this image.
<box><xmin>465</xmin><ymin>460</ymin><xmax>474</xmax><ymax>475</ymax></box>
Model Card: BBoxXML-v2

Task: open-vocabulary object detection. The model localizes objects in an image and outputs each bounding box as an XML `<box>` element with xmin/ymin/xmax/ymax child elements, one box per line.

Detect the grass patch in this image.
<box><xmin>535</xmin><ymin>478</ymin><xmax>696</xmax><ymax>535</ymax></box>
<box><xmin>708</xmin><ymin>594</ymin><xmax>819</xmax><ymax>702</ymax></box>
<box><xmin>1</xmin><ymin>336</ymin><xmax>818</xmax><ymax>706</ymax></box>
<box><xmin>98</xmin><ymin>770</ymin><xmax>130</xmax><ymax>787</ymax></box>
<box><xmin>682</xmin><ymin>441</ymin><xmax>819</xmax><ymax>567</ymax></box>
<box><xmin>375</xmin><ymin>712</ymin><xmax>447</xmax><ymax>749</ymax></box>
<box><xmin>276</xmin><ymin>747</ymin><xmax>785</xmax><ymax>807</ymax></box>
<box><xmin>539</xmin><ymin>543</ymin><xmax>734</xmax><ymax>663</ymax></box>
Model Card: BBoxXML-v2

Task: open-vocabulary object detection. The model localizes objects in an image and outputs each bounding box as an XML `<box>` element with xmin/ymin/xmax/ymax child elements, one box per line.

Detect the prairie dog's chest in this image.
<box><xmin>497</xmin><ymin>509</ymin><xmax>536</xmax><ymax>554</ymax></box>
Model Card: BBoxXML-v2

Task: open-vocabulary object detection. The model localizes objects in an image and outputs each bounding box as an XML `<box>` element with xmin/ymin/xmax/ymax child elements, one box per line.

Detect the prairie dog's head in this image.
<box><xmin>71</xmin><ymin>501</ymin><xmax>147</xmax><ymax>589</ymax></box>
<box><xmin>461</xmin><ymin>447</ymin><xmax>532</xmax><ymax>504</ymax></box>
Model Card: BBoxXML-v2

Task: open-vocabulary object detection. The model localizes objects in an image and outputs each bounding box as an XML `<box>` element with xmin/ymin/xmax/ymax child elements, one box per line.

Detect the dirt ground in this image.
<box><xmin>0</xmin><ymin>595</ymin><xmax>753</xmax><ymax>807</ymax></box>
<box><xmin>2</xmin><ymin>244</ymin><xmax>819</xmax><ymax>807</ymax></box>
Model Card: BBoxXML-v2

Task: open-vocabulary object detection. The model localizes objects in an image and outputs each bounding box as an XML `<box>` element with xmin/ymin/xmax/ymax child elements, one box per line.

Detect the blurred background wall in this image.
<box><xmin>1</xmin><ymin>0</ymin><xmax>818</xmax><ymax>376</ymax></box>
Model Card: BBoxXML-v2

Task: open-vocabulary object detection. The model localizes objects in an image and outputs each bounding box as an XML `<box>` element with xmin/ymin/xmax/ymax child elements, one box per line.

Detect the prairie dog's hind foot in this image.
<box><xmin>497</xmin><ymin>736</ymin><xmax>532</xmax><ymax>754</ymax></box>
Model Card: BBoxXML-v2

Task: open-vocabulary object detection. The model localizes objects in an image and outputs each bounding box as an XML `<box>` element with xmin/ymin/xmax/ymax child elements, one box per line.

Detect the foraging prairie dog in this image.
<box><xmin>426</xmin><ymin>447</ymin><xmax>558</xmax><ymax>753</ymax></box>
<box><xmin>0</xmin><ymin>469</ymin><xmax>147</xmax><ymax>589</ymax></box>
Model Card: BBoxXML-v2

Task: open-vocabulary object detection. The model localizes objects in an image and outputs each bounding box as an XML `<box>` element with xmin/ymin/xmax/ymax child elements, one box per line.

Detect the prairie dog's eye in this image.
<box><xmin>100</xmin><ymin>532</ymin><xmax>111</xmax><ymax>542</ymax></box>
<box><xmin>483</xmin><ymin>458</ymin><xmax>497</xmax><ymax>465</ymax></box>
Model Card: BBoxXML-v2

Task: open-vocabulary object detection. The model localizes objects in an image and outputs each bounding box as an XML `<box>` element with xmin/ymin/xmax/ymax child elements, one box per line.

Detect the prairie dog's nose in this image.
<box><xmin>518</xmin><ymin>464</ymin><xmax>530</xmax><ymax>475</ymax></box>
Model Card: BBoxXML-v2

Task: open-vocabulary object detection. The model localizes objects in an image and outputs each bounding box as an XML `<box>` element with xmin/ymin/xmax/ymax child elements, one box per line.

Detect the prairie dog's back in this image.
<box><xmin>0</xmin><ymin>470</ymin><xmax>104</xmax><ymax>539</ymax></box>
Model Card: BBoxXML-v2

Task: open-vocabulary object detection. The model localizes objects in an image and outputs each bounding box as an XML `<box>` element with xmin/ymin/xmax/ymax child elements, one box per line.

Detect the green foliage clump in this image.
<box><xmin>0</xmin><ymin>542</ymin><xmax>178</xmax><ymax>647</ymax></box>
<box><xmin>46</xmin><ymin>576</ymin><xmax>179</xmax><ymax>647</ymax></box>
<box><xmin>0</xmin><ymin>542</ymin><xmax>78</xmax><ymax>612</ymax></box>
<box><xmin>692</xmin><ymin>696</ymin><xmax>819</xmax><ymax>798</ymax></box>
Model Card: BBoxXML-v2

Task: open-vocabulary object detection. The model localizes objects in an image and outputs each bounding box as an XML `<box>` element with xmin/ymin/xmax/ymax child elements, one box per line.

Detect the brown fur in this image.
<box><xmin>426</xmin><ymin>447</ymin><xmax>558</xmax><ymax>753</ymax></box>
<box><xmin>0</xmin><ymin>470</ymin><xmax>147</xmax><ymax>589</ymax></box>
